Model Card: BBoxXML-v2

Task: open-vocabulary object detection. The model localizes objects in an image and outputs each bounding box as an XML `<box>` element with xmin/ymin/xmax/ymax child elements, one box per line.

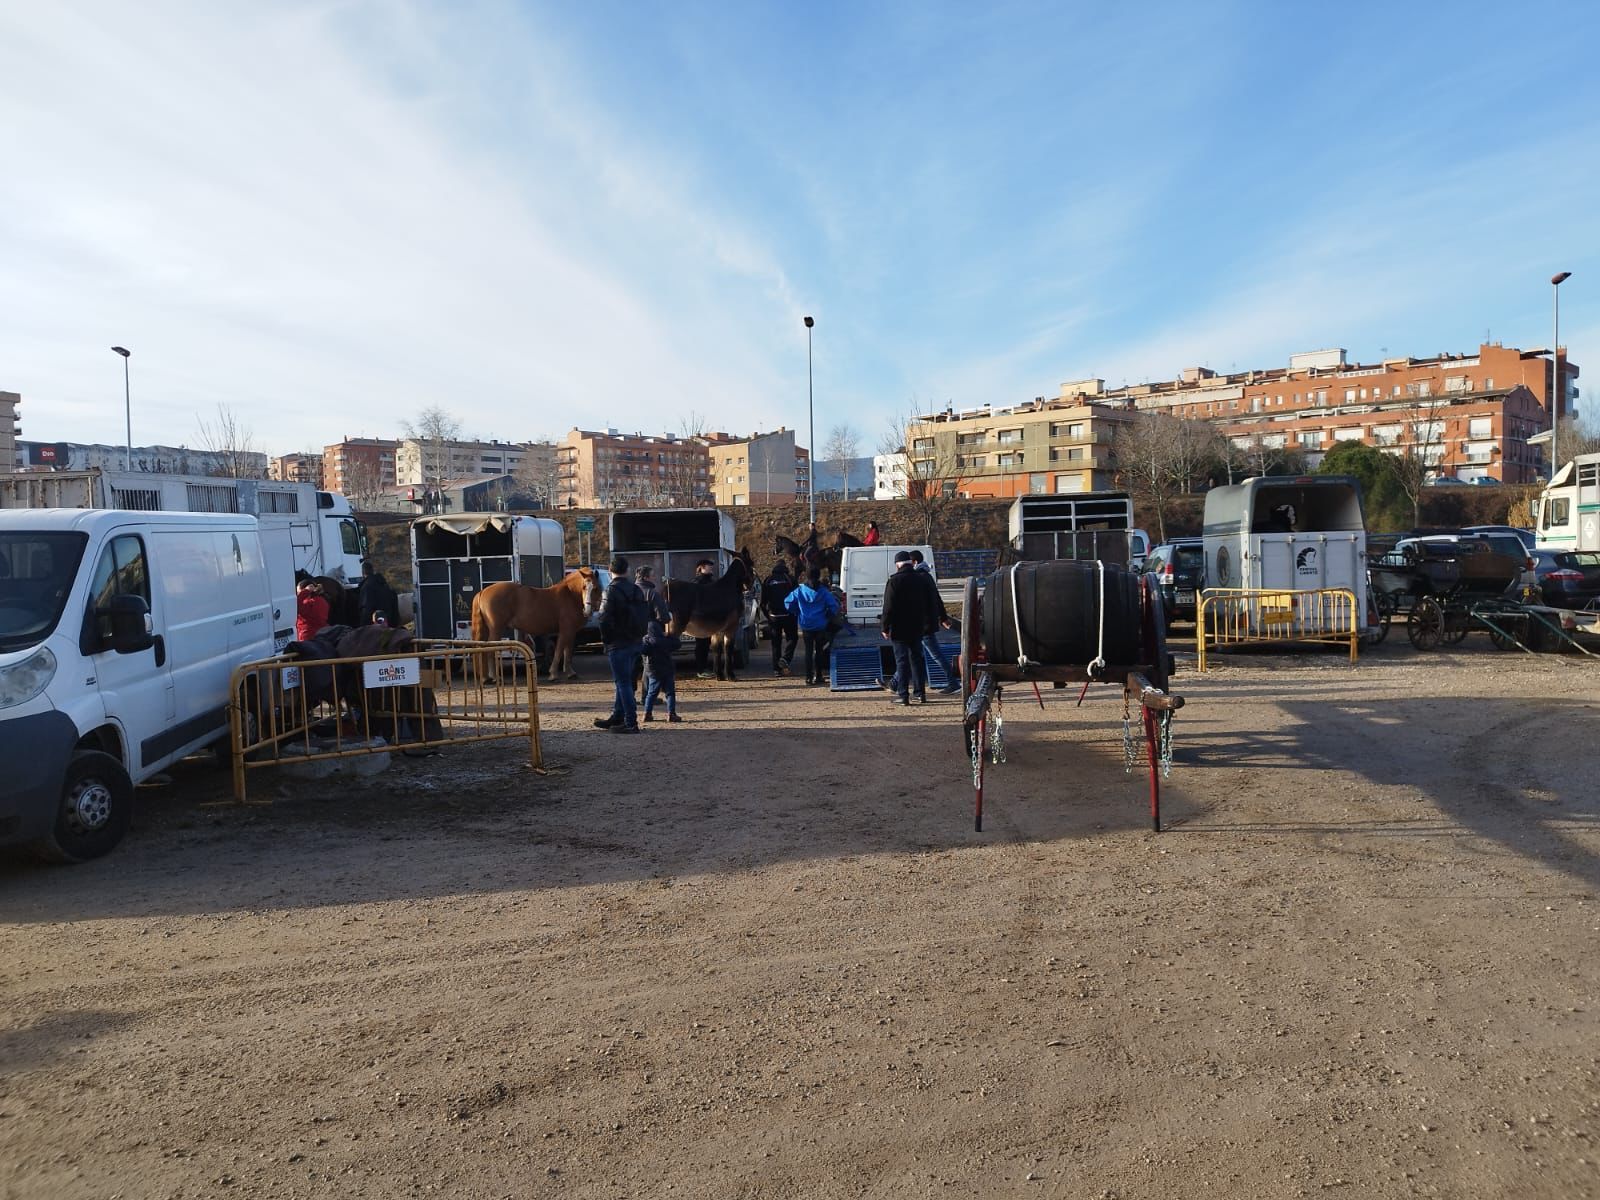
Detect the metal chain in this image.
<box><xmin>989</xmin><ymin>711</ymin><xmax>1006</xmax><ymax>764</ymax></box>
<box><xmin>1121</xmin><ymin>693</ymin><xmax>1138</xmax><ymax>774</ymax></box>
<box><xmin>969</xmin><ymin>727</ymin><xmax>982</xmax><ymax>789</ymax></box>
<box><xmin>1157</xmin><ymin>710</ymin><xmax>1175</xmax><ymax>779</ymax></box>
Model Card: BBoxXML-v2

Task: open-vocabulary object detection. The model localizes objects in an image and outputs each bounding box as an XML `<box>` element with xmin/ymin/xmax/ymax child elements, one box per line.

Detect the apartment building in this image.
<box><xmin>907</xmin><ymin>399</ymin><xmax>1135</xmax><ymax>497</ymax></box>
<box><xmin>268</xmin><ymin>452</ymin><xmax>325</xmax><ymax>487</ymax></box>
<box><xmin>394</xmin><ymin>438</ymin><xmax>555</xmax><ymax>487</ymax></box>
<box><xmin>556</xmin><ymin>428</ymin><xmax>711</xmax><ymax>508</ymax></box>
<box><xmin>1093</xmin><ymin>342</ymin><xmax>1578</xmax><ymax>484</ymax></box>
<box><xmin>0</xmin><ymin>391</ymin><xmax>18</xmax><ymax>474</ymax></box>
<box><xmin>706</xmin><ymin>427</ymin><xmax>807</xmax><ymax>505</ymax></box>
<box><xmin>324</xmin><ymin>437</ymin><xmax>398</xmax><ymax>496</ymax></box>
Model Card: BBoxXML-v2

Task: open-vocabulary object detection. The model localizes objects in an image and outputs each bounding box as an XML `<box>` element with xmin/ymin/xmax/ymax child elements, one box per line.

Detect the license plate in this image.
<box><xmin>1176</xmin><ymin>590</ymin><xmax>1195</xmax><ymax>604</ymax></box>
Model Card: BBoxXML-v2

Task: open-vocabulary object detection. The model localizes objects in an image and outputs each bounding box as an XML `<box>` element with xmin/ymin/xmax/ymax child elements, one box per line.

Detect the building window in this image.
<box><xmin>1345</xmin><ymin>389</ymin><xmax>1356</xmax><ymax>402</ymax></box>
<box><xmin>1468</xmin><ymin>417</ymin><xmax>1492</xmax><ymax>439</ymax></box>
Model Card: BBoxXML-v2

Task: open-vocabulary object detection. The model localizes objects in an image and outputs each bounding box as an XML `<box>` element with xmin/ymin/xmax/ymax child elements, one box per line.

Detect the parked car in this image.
<box><xmin>1462</xmin><ymin>525</ymin><xmax>1537</xmax><ymax>555</ymax></box>
<box><xmin>1144</xmin><ymin>538</ymin><xmax>1204</xmax><ymax>626</ymax></box>
<box><xmin>1531</xmin><ymin>549</ymin><xmax>1600</xmax><ymax>610</ymax></box>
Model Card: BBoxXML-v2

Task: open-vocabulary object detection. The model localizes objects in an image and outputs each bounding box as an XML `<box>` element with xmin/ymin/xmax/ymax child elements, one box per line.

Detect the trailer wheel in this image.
<box><xmin>1407</xmin><ymin>597</ymin><xmax>1445</xmax><ymax>650</ymax></box>
<box><xmin>29</xmin><ymin>751</ymin><xmax>134</xmax><ymax>864</ymax></box>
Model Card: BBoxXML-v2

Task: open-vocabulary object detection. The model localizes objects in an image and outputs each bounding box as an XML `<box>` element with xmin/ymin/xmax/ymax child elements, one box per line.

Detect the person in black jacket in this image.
<box><xmin>880</xmin><ymin>551</ymin><xmax>936</xmax><ymax>705</ymax></box>
<box><xmin>761</xmin><ymin>561</ymin><xmax>798</xmax><ymax>675</ymax></box>
<box><xmin>594</xmin><ymin>556</ymin><xmax>649</xmax><ymax>734</ymax></box>
<box><xmin>357</xmin><ymin>560</ymin><xmax>401</xmax><ymax>627</ymax></box>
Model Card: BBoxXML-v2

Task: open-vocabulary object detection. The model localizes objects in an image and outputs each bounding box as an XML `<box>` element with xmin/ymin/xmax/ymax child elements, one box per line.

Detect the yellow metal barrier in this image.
<box><xmin>1195</xmin><ymin>587</ymin><xmax>1360</xmax><ymax>672</ymax></box>
<box><xmin>228</xmin><ymin>639</ymin><xmax>542</xmax><ymax>801</ymax></box>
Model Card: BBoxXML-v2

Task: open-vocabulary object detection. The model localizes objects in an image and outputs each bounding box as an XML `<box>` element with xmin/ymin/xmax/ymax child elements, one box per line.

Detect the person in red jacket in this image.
<box><xmin>863</xmin><ymin>521</ymin><xmax>882</xmax><ymax>546</ymax></box>
<box><xmin>295</xmin><ymin>579</ymin><xmax>331</xmax><ymax>642</ymax></box>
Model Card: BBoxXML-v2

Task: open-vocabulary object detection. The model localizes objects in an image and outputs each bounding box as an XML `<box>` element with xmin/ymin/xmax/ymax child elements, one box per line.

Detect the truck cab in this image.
<box><xmin>0</xmin><ymin>509</ymin><xmax>283</xmax><ymax>862</ymax></box>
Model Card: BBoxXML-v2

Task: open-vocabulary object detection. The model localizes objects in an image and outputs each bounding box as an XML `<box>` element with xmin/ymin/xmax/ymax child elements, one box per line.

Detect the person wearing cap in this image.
<box><xmin>593</xmin><ymin>556</ymin><xmax>649</xmax><ymax>734</ymax></box>
<box><xmin>879</xmin><ymin>551</ymin><xmax>936</xmax><ymax>705</ymax></box>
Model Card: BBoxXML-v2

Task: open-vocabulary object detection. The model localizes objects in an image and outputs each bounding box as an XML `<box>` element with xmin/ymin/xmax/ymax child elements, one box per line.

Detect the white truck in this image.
<box><xmin>0</xmin><ymin>470</ymin><xmax>366</xmax><ymax>648</ymax></box>
<box><xmin>0</xmin><ymin>509</ymin><xmax>287</xmax><ymax>862</ymax></box>
<box><xmin>411</xmin><ymin>513</ymin><xmax>566</xmax><ymax>639</ymax></box>
<box><xmin>1533</xmin><ymin>453</ymin><xmax>1600</xmax><ymax>552</ymax></box>
<box><xmin>839</xmin><ymin>544</ymin><xmax>937</xmax><ymax>625</ymax></box>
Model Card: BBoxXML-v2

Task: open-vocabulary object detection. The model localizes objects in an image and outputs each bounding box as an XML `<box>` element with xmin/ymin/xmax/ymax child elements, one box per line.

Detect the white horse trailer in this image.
<box><xmin>1202</xmin><ymin>476</ymin><xmax>1368</xmax><ymax>627</ymax></box>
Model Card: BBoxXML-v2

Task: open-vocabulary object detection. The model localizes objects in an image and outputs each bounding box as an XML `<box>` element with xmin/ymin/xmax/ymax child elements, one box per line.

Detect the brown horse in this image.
<box><xmin>665</xmin><ymin>550</ymin><xmax>755</xmax><ymax>681</ymax></box>
<box><xmin>774</xmin><ymin>529</ymin><xmax>863</xmax><ymax>582</ymax></box>
<box><xmin>469</xmin><ymin>568</ymin><xmax>602</xmax><ymax>680</ymax></box>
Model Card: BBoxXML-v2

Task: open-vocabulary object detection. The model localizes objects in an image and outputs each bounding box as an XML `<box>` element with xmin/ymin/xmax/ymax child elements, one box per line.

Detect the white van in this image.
<box><xmin>839</xmin><ymin>544</ymin><xmax>937</xmax><ymax>625</ymax></box>
<box><xmin>0</xmin><ymin>509</ymin><xmax>286</xmax><ymax>862</ymax></box>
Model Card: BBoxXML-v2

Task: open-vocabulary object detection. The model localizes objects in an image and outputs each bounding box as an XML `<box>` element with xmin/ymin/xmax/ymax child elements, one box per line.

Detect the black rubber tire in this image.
<box><xmin>29</xmin><ymin>750</ymin><xmax>134</xmax><ymax>864</ymax></box>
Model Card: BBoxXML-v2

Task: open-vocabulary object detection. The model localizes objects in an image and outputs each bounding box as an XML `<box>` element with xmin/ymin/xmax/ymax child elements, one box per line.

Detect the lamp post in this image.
<box><xmin>1550</xmin><ymin>272</ymin><xmax>1572</xmax><ymax>482</ymax></box>
<box><xmin>111</xmin><ymin>346</ymin><xmax>132</xmax><ymax>471</ymax></box>
<box><xmin>803</xmin><ymin>316</ymin><xmax>815</xmax><ymax>525</ymax></box>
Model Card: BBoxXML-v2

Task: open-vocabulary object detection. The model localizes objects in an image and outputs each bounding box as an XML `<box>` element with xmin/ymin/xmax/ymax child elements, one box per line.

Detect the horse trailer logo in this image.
<box><xmin>1295</xmin><ymin>546</ymin><xmax>1319</xmax><ymax>575</ymax></box>
<box><xmin>1215</xmin><ymin>545</ymin><xmax>1231</xmax><ymax>587</ymax></box>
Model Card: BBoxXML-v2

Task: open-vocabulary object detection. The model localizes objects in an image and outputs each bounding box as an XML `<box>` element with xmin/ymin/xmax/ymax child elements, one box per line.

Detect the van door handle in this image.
<box><xmin>153</xmin><ymin>635</ymin><xmax>166</xmax><ymax>668</ymax></box>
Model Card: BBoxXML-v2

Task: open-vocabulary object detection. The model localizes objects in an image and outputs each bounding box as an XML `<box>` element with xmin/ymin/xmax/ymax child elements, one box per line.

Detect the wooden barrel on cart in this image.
<box><xmin>981</xmin><ymin>561</ymin><xmax>1145</xmax><ymax>667</ymax></box>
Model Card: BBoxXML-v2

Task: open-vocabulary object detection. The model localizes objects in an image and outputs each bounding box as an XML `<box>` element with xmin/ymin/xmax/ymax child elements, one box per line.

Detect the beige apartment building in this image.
<box><xmin>0</xmin><ymin>391</ymin><xmax>18</xmax><ymax>474</ymax></box>
<box><xmin>907</xmin><ymin>398</ymin><xmax>1135</xmax><ymax>497</ymax></box>
<box><xmin>556</xmin><ymin>428</ymin><xmax>711</xmax><ymax>508</ymax></box>
<box><xmin>268</xmin><ymin>452</ymin><xmax>325</xmax><ymax>487</ymax></box>
<box><xmin>395</xmin><ymin>438</ymin><xmax>555</xmax><ymax>487</ymax></box>
<box><xmin>706</xmin><ymin>427</ymin><xmax>808</xmax><ymax>505</ymax></box>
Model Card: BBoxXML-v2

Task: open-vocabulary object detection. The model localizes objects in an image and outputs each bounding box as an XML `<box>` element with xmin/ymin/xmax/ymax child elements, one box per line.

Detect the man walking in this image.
<box><xmin>594</xmin><ymin>556</ymin><xmax>649</xmax><ymax>734</ymax></box>
<box><xmin>880</xmin><ymin>551</ymin><xmax>935</xmax><ymax>706</ymax></box>
<box><xmin>910</xmin><ymin>550</ymin><xmax>960</xmax><ymax>694</ymax></box>
<box><xmin>762</xmin><ymin>561</ymin><xmax>798</xmax><ymax>675</ymax></box>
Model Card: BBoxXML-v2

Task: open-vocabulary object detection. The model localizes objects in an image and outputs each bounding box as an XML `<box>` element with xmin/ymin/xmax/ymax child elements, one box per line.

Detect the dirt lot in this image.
<box><xmin>2</xmin><ymin>639</ymin><xmax>1598</xmax><ymax>1199</ymax></box>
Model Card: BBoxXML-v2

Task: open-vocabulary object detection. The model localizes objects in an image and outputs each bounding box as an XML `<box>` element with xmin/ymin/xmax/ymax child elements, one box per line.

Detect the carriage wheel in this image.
<box><xmin>1441</xmin><ymin>619</ymin><xmax>1470</xmax><ymax>646</ymax></box>
<box><xmin>1407</xmin><ymin>597</ymin><xmax>1445</xmax><ymax>650</ymax></box>
<box><xmin>1488</xmin><ymin>621</ymin><xmax>1522</xmax><ymax>651</ymax></box>
<box><xmin>959</xmin><ymin>576</ymin><xmax>981</xmax><ymax>699</ymax></box>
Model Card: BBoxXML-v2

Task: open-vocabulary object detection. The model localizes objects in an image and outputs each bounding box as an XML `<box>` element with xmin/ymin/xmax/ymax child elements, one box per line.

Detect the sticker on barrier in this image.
<box><xmin>227</xmin><ymin>639</ymin><xmax>542</xmax><ymax>802</ymax></box>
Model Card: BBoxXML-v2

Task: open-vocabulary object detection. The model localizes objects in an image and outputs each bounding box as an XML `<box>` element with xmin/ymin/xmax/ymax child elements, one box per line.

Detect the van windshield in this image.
<box><xmin>0</xmin><ymin>532</ymin><xmax>89</xmax><ymax>653</ymax></box>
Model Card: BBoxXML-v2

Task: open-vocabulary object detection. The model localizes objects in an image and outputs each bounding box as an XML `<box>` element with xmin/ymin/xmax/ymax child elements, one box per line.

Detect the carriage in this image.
<box><xmin>1368</xmin><ymin>537</ymin><xmax>1554</xmax><ymax>651</ymax></box>
<box><xmin>956</xmin><ymin>560</ymin><xmax>1182</xmax><ymax>832</ymax></box>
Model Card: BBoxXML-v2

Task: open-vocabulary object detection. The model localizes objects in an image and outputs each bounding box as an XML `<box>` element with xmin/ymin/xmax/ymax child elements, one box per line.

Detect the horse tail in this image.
<box><xmin>470</xmin><ymin>590</ymin><xmax>489</xmax><ymax>642</ymax></box>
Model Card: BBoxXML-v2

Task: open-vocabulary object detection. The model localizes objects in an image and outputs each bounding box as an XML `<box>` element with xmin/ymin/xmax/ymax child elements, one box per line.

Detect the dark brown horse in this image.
<box><xmin>469</xmin><ymin>568</ymin><xmax>602</xmax><ymax>680</ymax></box>
<box><xmin>665</xmin><ymin>549</ymin><xmax>755</xmax><ymax>681</ymax></box>
<box><xmin>774</xmin><ymin>529</ymin><xmax>863</xmax><ymax>583</ymax></box>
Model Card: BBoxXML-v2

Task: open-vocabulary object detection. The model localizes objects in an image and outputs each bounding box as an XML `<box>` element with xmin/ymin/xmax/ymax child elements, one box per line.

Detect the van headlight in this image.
<box><xmin>0</xmin><ymin>646</ymin><xmax>57</xmax><ymax>710</ymax></box>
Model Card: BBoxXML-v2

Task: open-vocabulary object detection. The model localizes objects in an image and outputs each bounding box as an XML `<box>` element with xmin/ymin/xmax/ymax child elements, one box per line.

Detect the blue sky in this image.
<box><xmin>2</xmin><ymin>0</ymin><xmax>1596</xmax><ymax>458</ymax></box>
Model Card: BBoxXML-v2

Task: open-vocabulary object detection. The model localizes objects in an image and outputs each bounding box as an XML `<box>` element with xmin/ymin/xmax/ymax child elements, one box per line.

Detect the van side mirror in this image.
<box><xmin>103</xmin><ymin>594</ymin><xmax>155</xmax><ymax>654</ymax></box>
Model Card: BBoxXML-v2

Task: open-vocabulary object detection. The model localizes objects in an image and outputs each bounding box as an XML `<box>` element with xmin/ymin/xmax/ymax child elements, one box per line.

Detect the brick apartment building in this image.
<box><xmin>323</xmin><ymin>437</ymin><xmax>398</xmax><ymax>497</ymax></box>
<box><xmin>268</xmin><ymin>452</ymin><xmax>325</xmax><ymax>487</ymax></box>
<box><xmin>1103</xmin><ymin>342</ymin><xmax>1577</xmax><ymax>484</ymax></box>
<box><xmin>706</xmin><ymin>427</ymin><xmax>809</xmax><ymax>505</ymax></box>
<box><xmin>906</xmin><ymin>397</ymin><xmax>1136</xmax><ymax>497</ymax></box>
<box><xmin>556</xmin><ymin>428</ymin><xmax>711</xmax><ymax>508</ymax></box>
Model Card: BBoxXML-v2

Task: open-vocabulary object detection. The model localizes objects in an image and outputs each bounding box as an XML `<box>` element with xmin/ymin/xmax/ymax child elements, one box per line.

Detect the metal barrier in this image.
<box><xmin>227</xmin><ymin>639</ymin><xmax>542</xmax><ymax>801</ymax></box>
<box><xmin>1195</xmin><ymin>587</ymin><xmax>1360</xmax><ymax>672</ymax></box>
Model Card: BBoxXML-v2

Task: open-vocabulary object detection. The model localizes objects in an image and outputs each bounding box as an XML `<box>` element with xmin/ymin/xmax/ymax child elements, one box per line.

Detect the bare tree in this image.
<box><xmin>342</xmin><ymin>457</ymin><xmax>387</xmax><ymax>510</ymax></box>
<box><xmin>1114</xmin><ymin>415</ymin><xmax>1186</xmax><ymax>542</ymax></box>
<box><xmin>1379</xmin><ymin>395</ymin><xmax>1450</xmax><ymax>527</ymax></box>
<box><xmin>1552</xmin><ymin>418</ymin><xmax>1600</xmax><ymax>471</ymax></box>
<box><xmin>196</xmin><ymin>404</ymin><xmax>264</xmax><ymax>478</ymax></box>
<box><xmin>880</xmin><ymin>404</ymin><xmax>971</xmax><ymax>543</ymax></box>
<box><xmin>402</xmin><ymin>406</ymin><xmax>462</xmax><ymax>489</ymax></box>
<box><xmin>823</xmin><ymin>424</ymin><xmax>861</xmax><ymax>501</ymax></box>
<box><xmin>512</xmin><ymin>440</ymin><xmax>561</xmax><ymax>509</ymax></box>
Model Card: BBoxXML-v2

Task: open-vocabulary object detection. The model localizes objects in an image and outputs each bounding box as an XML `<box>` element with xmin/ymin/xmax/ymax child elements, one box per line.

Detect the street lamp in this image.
<box><xmin>803</xmin><ymin>316</ymin><xmax>815</xmax><ymax>525</ymax></box>
<box><xmin>111</xmin><ymin>346</ymin><xmax>132</xmax><ymax>471</ymax></box>
<box><xmin>1551</xmin><ymin>272</ymin><xmax>1572</xmax><ymax>482</ymax></box>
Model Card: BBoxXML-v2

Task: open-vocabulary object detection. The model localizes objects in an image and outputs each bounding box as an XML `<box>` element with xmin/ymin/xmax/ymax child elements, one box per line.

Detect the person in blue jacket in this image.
<box><xmin>784</xmin><ymin>566</ymin><xmax>841</xmax><ymax>687</ymax></box>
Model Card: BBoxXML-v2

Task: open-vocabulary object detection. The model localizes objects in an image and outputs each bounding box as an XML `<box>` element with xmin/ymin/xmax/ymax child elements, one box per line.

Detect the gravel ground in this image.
<box><xmin>2</xmin><ymin>638</ymin><xmax>1597</xmax><ymax>1199</ymax></box>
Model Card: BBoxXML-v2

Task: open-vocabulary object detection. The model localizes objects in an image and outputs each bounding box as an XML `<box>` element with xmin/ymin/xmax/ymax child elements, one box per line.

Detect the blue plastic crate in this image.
<box><xmin>829</xmin><ymin>641</ymin><xmax>888</xmax><ymax>691</ymax></box>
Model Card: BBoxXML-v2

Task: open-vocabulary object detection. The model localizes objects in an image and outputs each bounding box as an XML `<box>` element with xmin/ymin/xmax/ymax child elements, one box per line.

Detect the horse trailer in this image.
<box><xmin>608</xmin><ymin>508</ymin><xmax>757</xmax><ymax>661</ymax></box>
<box><xmin>1007</xmin><ymin>491</ymin><xmax>1148</xmax><ymax>568</ymax></box>
<box><xmin>411</xmin><ymin>514</ymin><xmax>565</xmax><ymax>639</ymax></box>
<box><xmin>1201</xmin><ymin>475</ymin><xmax>1368</xmax><ymax>615</ymax></box>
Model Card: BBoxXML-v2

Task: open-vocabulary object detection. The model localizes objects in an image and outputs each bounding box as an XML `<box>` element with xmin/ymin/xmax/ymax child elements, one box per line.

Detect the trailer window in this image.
<box><xmin>1544</xmin><ymin>497</ymin><xmax>1570</xmax><ymax>529</ymax></box>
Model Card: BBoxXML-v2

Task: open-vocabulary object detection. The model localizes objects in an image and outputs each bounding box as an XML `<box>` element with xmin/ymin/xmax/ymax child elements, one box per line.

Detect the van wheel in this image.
<box><xmin>30</xmin><ymin>751</ymin><xmax>134</xmax><ymax>864</ymax></box>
